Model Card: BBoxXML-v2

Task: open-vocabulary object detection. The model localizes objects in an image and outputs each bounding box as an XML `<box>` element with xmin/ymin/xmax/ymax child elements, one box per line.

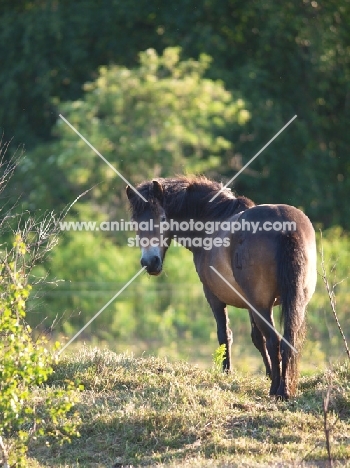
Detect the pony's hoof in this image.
<box><xmin>276</xmin><ymin>394</ymin><xmax>289</xmax><ymax>401</ymax></box>
<box><xmin>276</xmin><ymin>383</ymin><xmax>290</xmax><ymax>401</ymax></box>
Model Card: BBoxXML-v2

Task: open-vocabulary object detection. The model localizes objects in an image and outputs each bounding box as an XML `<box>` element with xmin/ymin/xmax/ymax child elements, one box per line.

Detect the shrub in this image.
<box><xmin>0</xmin><ymin>235</ymin><xmax>80</xmax><ymax>467</ymax></box>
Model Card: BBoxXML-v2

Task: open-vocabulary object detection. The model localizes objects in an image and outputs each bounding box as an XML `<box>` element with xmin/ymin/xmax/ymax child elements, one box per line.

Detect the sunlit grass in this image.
<box><xmin>26</xmin><ymin>346</ymin><xmax>350</xmax><ymax>467</ymax></box>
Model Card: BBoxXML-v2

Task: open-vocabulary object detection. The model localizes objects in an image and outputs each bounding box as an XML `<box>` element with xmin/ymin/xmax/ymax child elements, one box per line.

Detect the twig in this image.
<box><xmin>323</xmin><ymin>385</ymin><xmax>333</xmax><ymax>467</ymax></box>
<box><xmin>319</xmin><ymin>231</ymin><xmax>350</xmax><ymax>361</ymax></box>
<box><xmin>301</xmin><ymin>373</ymin><xmax>341</xmax><ymax>466</ymax></box>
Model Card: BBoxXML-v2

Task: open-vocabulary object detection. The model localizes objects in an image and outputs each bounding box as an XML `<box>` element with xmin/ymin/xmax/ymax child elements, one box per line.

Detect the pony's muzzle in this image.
<box><xmin>141</xmin><ymin>255</ymin><xmax>162</xmax><ymax>275</ymax></box>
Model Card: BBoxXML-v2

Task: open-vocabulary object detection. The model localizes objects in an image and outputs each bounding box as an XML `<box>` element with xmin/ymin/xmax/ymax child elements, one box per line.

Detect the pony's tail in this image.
<box><xmin>277</xmin><ymin>232</ymin><xmax>306</xmax><ymax>396</ymax></box>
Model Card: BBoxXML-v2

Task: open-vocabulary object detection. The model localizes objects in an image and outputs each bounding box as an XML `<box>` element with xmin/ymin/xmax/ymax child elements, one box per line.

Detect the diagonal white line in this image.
<box><xmin>209</xmin><ymin>115</ymin><xmax>297</xmax><ymax>202</ymax></box>
<box><xmin>209</xmin><ymin>266</ymin><xmax>297</xmax><ymax>353</ymax></box>
<box><xmin>59</xmin><ymin>114</ymin><xmax>148</xmax><ymax>203</ymax></box>
<box><xmin>58</xmin><ymin>266</ymin><xmax>146</xmax><ymax>355</ymax></box>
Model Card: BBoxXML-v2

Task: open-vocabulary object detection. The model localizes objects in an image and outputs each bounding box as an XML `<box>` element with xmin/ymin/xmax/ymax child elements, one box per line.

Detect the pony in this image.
<box><xmin>126</xmin><ymin>176</ymin><xmax>317</xmax><ymax>399</ymax></box>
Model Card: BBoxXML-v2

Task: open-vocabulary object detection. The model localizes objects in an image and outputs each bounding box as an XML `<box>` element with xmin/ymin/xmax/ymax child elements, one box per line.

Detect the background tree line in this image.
<box><xmin>0</xmin><ymin>0</ymin><xmax>349</xmax><ymax>366</ymax></box>
<box><xmin>1</xmin><ymin>0</ymin><xmax>349</xmax><ymax>226</ymax></box>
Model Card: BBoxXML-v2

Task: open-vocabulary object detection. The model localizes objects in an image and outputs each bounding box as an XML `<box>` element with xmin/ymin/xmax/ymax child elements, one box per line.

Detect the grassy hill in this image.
<box><xmin>26</xmin><ymin>347</ymin><xmax>350</xmax><ymax>467</ymax></box>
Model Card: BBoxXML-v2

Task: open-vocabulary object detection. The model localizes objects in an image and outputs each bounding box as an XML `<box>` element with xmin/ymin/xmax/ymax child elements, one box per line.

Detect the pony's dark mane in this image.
<box><xmin>129</xmin><ymin>176</ymin><xmax>255</xmax><ymax>220</ymax></box>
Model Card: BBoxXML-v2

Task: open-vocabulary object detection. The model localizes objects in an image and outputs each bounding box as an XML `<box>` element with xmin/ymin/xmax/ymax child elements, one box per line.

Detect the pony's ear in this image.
<box><xmin>152</xmin><ymin>180</ymin><xmax>164</xmax><ymax>202</ymax></box>
<box><xmin>126</xmin><ymin>185</ymin><xmax>134</xmax><ymax>200</ymax></box>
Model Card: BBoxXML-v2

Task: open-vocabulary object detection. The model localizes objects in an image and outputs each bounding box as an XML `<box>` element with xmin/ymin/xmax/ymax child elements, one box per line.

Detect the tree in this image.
<box><xmin>0</xmin><ymin>146</ymin><xmax>79</xmax><ymax>466</ymax></box>
<box><xmin>23</xmin><ymin>47</ymin><xmax>250</xmax><ymax>219</ymax></box>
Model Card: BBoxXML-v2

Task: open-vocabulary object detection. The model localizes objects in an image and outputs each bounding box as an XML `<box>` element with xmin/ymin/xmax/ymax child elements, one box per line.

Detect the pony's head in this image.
<box><xmin>126</xmin><ymin>180</ymin><xmax>171</xmax><ymax>275</ymax></box>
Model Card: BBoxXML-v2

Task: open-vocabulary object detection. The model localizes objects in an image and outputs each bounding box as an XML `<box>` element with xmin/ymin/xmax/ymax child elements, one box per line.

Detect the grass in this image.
<box><xmin>26</xmin><ymin>346</ymin><xmax>350</xmax><ymax>467</ymax></box>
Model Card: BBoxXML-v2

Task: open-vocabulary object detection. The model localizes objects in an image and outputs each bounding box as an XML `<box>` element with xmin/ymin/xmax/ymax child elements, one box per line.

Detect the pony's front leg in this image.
<box><xmin>203</xmin><ymin>285</ymin><xmax>232</xmax><ymax>371</ymax></box>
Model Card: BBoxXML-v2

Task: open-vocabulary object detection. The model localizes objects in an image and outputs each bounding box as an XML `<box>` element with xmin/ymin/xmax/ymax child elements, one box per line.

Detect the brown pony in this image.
<box><xmin>126</xmin><ymin>176</ymin><xmax>317</xmax><ymax>399</ymax></box>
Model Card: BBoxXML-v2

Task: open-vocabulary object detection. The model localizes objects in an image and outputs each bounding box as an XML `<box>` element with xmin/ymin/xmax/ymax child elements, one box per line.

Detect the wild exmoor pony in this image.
<box><xmin>127</xmin><ymin>176</ymin><xmax>317</xmax><ymax>399</ymax></box>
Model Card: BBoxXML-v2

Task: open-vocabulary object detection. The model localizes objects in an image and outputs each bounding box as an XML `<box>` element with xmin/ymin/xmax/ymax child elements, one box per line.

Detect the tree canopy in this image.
<box><xmin>1</xmin><ymin>0</ymin><xmax>349</xmax><ymax>227</ymax></box>
<box><xmin>22</xmin><ymin>47</ymin><xmax>250</xmax><ymax>218</ymax></box>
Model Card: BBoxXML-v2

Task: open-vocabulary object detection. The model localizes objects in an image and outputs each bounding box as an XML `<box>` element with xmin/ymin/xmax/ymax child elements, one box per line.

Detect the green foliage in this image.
<box><xmin>32</xmin><ymin>229</ymin><xmax>140</xmax><ymax>337</ymax></box>
<box><xmin>24</xmin><ymin>46</ymin><xmax>249</xmax><ymax>215</ymax></box>
<box><xmin>307</xmin><ymin>228</ymin><xmax>350</xmax><ymax>351</ymax></box>
<box><xmin>212</xmin><ymin>344</ymin><xmax>227</xmax><ymax>371</ymax></box>
<box><xmin>0</xmin><ymin>235</ymin><xmax>79</xmax><ymax>467</ymax></box>
<box><xmin>31</xmin><ymin>232</ymin><xmax>212</xmax><ymax>344</ymax></box>
<box><xmin>1</xmin><ymin>0</ymin><xmax>349</xmax><ymax>228</ymax></box>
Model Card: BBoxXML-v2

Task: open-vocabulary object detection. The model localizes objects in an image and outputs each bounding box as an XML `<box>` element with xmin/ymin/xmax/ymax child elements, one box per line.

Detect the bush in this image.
<box><xmin>0</xmin><ymin>236</ymin><xmax>80</xmax><ymax>467</ymax></box>
<box><xmin>0</xmin><ymin>148</ymin><xmax>80</xmax><ymax>466</ymax></box>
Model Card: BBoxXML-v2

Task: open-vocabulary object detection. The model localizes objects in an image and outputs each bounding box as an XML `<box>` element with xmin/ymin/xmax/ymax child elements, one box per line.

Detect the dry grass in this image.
<box><xmin>26</xmin><ymin>346</ymin><xmax>350</xmax><ymax>467</ymax></box>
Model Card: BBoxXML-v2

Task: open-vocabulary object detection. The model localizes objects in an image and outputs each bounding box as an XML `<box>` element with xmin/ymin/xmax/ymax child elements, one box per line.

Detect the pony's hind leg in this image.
<box><xmin>249</xmin><ymin>308</ymin><xmax>281</xmax><ymax>396</ymax></box>
<box><xmin>203</xmin><ymin>285</ymin><xmax>232</xmax><ymax>371</ymax></box>
<box><xmin>249</xmin><ymin>311</ymin><xmax>272</xmax><ymax>379</ymax></box>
